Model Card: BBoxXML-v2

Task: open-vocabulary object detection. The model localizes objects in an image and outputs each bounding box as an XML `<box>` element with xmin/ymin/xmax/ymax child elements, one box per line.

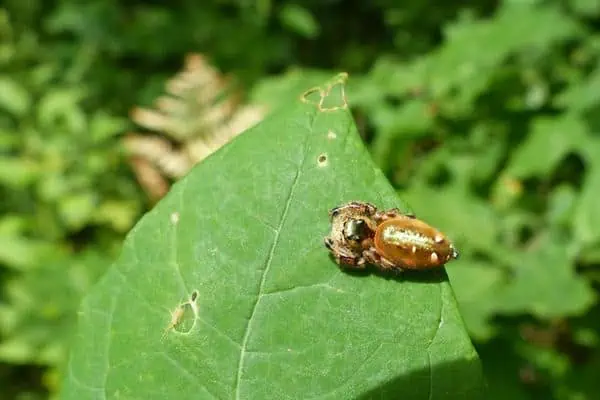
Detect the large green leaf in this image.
<box><xmin>61</xmin><ymin>74</ymin><xmax>482</xmax><ymax>399</ymax></box>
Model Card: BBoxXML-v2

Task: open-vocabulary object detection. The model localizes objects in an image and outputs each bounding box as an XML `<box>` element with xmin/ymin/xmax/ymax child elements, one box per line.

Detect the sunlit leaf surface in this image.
<box><xmin>61</xmin><ymin>74</ymin><xmax>482</xmax><ymax>399</ymax></box>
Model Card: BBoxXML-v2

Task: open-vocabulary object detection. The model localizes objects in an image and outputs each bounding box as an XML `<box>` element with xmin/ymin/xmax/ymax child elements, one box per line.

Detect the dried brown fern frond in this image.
<box><xmin>124</xmin><ymin>53</ymin><xmax>265</xmax><ymax>202</ymax></box>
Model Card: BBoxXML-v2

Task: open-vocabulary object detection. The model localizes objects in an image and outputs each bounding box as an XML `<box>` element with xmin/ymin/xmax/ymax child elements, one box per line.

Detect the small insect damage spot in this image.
<box><xmin>300</xmin><ymin>73</ymin><xmax>349</xmax><ymax>112</ymax></box>
<box><xmin>301</xmin><ymin>87</ymin><xmax>322</xmax><ymax>107</ymax></box>
<box><xmin>170</xmin><ymin>211</ymin><xmax>180</xmax><ymax>225</ymax></box>
<box><xmin>327</xmin><ymin>130</ymin><xmax>337</xmax><ymax>140</ymax></box>
<box><xmin>317</xmin><ymin>153</ymin><xmax>328</xmax><ymax>167</ymax></box>
<box><xmin>162</xmin><ymin>290</ymin><xmax>199</xmax><ymax>340</ymax></box>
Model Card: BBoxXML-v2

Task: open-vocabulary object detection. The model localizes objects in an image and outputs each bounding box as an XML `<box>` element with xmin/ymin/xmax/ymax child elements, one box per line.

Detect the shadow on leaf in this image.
<box><xmin>355</xmin><ymin>357</ymin><xmax>485</xmax><ymax>399</ymax></box>
<box><xmin>335</xmin><ymin>258</ymin><xmax>448</xmax><ymax>285</ymax></box>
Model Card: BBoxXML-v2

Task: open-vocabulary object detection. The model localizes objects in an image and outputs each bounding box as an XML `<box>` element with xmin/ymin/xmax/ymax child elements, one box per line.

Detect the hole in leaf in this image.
<box><xmin>321</xmin><ymin>82</ymin><xmax>346</xmax><ymax>109</ymax></box>
<box><xmin>162</xmin><ymin>290</ymin><xmax>199</xmax><ymax>338</ymax></box>
<box><xmin>317</xmin><ymin>154</ymin><xmax>328</xmax><ymax>167</ymax></box>
<box><xmin>301</xmin><ymin>87</ymin><xmax>322</xmax><ymax>106</ymax></box>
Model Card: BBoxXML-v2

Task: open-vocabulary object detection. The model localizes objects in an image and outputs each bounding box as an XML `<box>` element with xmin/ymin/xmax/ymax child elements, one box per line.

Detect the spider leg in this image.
<box><xmin>325</xmin><ymin>237</ymin><xmax>365</xmax><ymax>269</ymax></box>
<box><xmin>324</xmin><ymin>237</ymin><xmax>334</xmax><ymax>250</ymax></box>
<box><xmin>338</xmin><ymin>255</ymin><xmax>367</xmax><ymax>269</ymax></box>
<box><xmin>374</xmin><ymin>208</ymin><xmax>416</xmax><ymax>223</ymax></box>
<box><xmin>364</xmin><ymin>247</ymin><xmax>403</xmax><ymax>272</ymax></box>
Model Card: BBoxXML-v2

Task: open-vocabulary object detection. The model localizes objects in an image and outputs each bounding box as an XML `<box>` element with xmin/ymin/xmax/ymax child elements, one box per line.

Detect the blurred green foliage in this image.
<box><xmin>1</xmin><ymin>0</ymin><xmax>599</xmax><ymax>399</ymax></box>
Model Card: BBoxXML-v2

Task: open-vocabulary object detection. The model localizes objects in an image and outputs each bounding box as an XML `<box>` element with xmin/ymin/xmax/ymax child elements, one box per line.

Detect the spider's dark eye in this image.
<box><xmin>345</xmin><ymin>219</ymin><xmax>367</xmax><ymax>241</ymax></box>
<box><xmin>329</xmin><ymin>207</ymin><xmax>340</xmax><ymax>220</ymax></box>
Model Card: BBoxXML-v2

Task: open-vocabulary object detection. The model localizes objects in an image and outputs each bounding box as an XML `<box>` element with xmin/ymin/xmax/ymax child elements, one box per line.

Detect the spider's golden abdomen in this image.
<box><xmin>374</xmin><ymin>217</ymin><xmax>458</xmax><ymax>269</ymax></box>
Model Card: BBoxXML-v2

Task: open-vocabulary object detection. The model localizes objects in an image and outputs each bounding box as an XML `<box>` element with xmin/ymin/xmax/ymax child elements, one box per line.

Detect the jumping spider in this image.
<box><xmin>324</xmin><ymin>201</ymin><xmax>459</xmax><ymax>272</ymax></box>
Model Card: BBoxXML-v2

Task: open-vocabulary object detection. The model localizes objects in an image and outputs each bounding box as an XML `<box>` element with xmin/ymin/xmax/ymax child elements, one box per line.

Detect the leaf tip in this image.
<box><xmin>300</xmin><ymin>72</ymin><xmax>350</xmax><ymax>111</ymax></box>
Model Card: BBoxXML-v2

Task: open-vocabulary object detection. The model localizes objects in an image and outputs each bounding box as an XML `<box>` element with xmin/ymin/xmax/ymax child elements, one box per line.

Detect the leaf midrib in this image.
<box><xmin>233</xmin><ymin>116</ymin><xmax>313</xmax><ymax>399</ymax></box>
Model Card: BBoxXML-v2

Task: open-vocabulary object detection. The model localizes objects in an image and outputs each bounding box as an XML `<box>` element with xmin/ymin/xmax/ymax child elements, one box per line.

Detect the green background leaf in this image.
<box><xmin>61</xmin><ymin>75</ymin><xmax>482</xmax><ymax>399</ymax></box>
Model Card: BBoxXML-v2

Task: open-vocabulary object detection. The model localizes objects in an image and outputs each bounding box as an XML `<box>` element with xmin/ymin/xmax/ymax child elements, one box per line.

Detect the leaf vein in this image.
<box><xmin>101</xmin><ymin>293</ymin><xmax>119</xmax><ymax>399</ymax></box>
<box><xmin>67</xmin><ymin>358</ymin><xmax>104</xmax><ymax>394</ymax></box>
<box><xmin>428</xmin><ymin>352</ymin><xmax>434</xmax><ymax>400</ymax></box>
<box><xmin>113</xmin><ymin>268</ymin><xmax>162</xmax><ymax>317</ymax></box>
<box><xmin>261</xmin><ymin>281</ymin><xmax>341</xmax><ymax>297</ymax></box>
<box><xmin>160</xmin><ymin>352</ymin><xmax>220</xmax><ymax>399</ymax></box>
<box><xmin>172</xmin><ymin>184</ymin><xmax>190</xmax><ymax>294</ymax></box>
<box><xmin>307</xmin><ymin>344</ymin><xmax>383</xmax><ymax>399</ymax></box>
<box><xmin>426</xmin><ymin>284</ymin><xmax>444</xmax><ymax>400</ymax></box>
<box><xmin>234</xmin><ymin>169</ymin><xmax>301</xmax><ymax>398</ymax></box>
<box><xmin>234</xmin><ymin>115</ymin><xmax>314</xmax><ymax>399</ymax></box>
<box><xmin>196</xmin><ymin>315</ymin><xmax>242</xmax><ymax>349</ymax></box>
